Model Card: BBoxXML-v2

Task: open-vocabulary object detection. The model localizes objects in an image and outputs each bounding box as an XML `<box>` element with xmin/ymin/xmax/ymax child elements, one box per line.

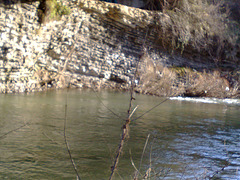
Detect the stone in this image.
<box><xmin>0</xmin><ymin>0</ymin><xmax>237</xmax><ymax>97</ymax></box>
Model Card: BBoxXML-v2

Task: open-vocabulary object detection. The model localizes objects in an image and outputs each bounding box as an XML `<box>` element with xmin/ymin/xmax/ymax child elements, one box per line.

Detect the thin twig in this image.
<box><xmin>109</xmin><ymin>70</ymin><xmax>141</xmax><ymax>180</ymax></box>
<box><xmin>139</xmin><ymin>134</ymin><xmax>150</xmax><ymax>171</ymax></box>
<box><xmin>129</xmin><ymin>105</ymin><xmax>139</xmax><ymax>119</ymax></box>
<box><xmin>109</xmin><ymin>97</ymin><xmax>138</xmax><ymax>180</ymax></box>
<box><xmin>207</xmin><ymin>159</ymin><xmax>230</xmax><ymax>179</ymax></box>
<box><xmin>63</xmin><ymin>88</ymin><xmax>81</xmax><ymax>180</ymax></box>
<box><xmin>116</xmin><ymin>170</ymin><xmax>124</xmax><ymax>180</ymax></box>
<box><xmin>133</xmin><ymin>98</ymin><xmax>168</xmax><ymax>121</ymax></box>
<box><xmin>42</xmin><ymin>132</ymin><xmax>61</xmax><ymax>145</ymax></box>
<box><xmin>205</xmin><ymin>139</ymin><xmax>231</xmax><ymax>179</ymax></box>
<box><xmin>109</xmin><ymin>118</ymin><xmax>131</xmax><ymax>180</ymax></box>
<box><xmin>0</xmin><ymin>122</ymin><xmax>29</xmax><ymax>139</ymax></box>
<box><xmin>129</xmin><ymin>149</ymin><xmax>141</xmax><ymax>174</ymax></box>
<box><xmin>127</xmin><ymin>28</ymin><xmax>149</xmax><ymax>116</ymax></box>
<box><xmin>109</xmin><ymin>29</ymin><xmax>151</xmax><ymax>180</ymax></box>
<box><xmin>146</xmin><ymin>141</ymin><xmax>153</xmax><ymax>179</ymax></box>
<box><xmin>56</xmin><ymin>19</ymin><xmax>83</xmax><ymax>179</ymax></box>
<box><xmin>62</xmin><ymin>44</ymin><xmax>75</xmax><ymax>73</ymax></box>
<box><xmin>92</xmin><ymin>87</ymin><xmax>123</xmax><ymax>120</ymax></box>
<box><xmin>134</xmin><ymin>134</ymin><xmax>151</xmax><ymax>180</ymax></box>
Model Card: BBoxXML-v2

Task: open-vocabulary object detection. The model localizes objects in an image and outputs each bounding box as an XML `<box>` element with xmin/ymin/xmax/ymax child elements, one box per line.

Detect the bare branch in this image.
<box><xmin>91</xmin><ymin>87</ymin><xmax>123</xmax><ymax>120</ymax></box>
<box><xmin>134</xmin><ymin>134</ymin><xmax>151</xmax><ymax>180</ymax></box>
<box><xmin>129</xmin><ymin>105</ymin><xmax>139</xmax><ymax>119</ymax></box>
<box><xmin>109</xmin><ymin>28</ymin><xmax>153</xmax><ymax>180</ymax></box>
<box><xmin>133</xmin><ymin>98</ymin><xmax>168</xmax><ymax>122</ymax></box>
<box><xmin>129</xmin><ymin>149</ymin><xmax>141</xmax><ymax>174</ymax></box>
<box><xmin>0</xmin><ymin>122</ymin><xmax>29</xmax><ymax>139</ymax></box>
<box><xmin>63</xmin><ymin>88</ymin><xmax>81</xmax><ymax>180</ymax></box>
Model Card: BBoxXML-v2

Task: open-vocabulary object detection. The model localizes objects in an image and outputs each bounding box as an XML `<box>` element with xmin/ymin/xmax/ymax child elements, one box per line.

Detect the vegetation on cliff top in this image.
<box><xmin>37</xmin><ymin>0</ymin><xmax>70</xmax><ymax>24</ymax></box>
<box><xmin>135</xmin><ymin>0</ymin><xmax>240</xmax><ymax>98</ymax></box>
<box><xmin>2</xmin><ymin>0</ymin><xmax>239</xmax><ymax>97</ymax></box>
<box><xmin>18</xmin><ymin>0</ymin><xmax>240</xmax><ymax>62</ymax></box>
<box><xmin>146</xmin><ymin>0</ymin><xmax>240</xmax><ymax>63</ymax></box>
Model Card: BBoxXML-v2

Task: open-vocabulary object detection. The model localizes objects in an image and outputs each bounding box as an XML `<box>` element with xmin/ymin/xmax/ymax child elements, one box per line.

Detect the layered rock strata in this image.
<box><xmin>0</xmin><ymin>0</ymin><xmax>238</xmax><ymax>97</ymax></box>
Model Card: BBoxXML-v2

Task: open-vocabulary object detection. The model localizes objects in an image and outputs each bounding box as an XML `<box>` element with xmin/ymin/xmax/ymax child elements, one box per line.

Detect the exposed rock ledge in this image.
<box><xmin>0</xmin><ymin>0</ymin><xmax>239</xmax><ymax>98</ymax></box>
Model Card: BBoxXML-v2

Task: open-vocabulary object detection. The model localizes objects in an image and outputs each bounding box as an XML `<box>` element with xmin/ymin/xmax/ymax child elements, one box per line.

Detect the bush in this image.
<box><xmin>136</xmin><ymin>51</ymin><xmax>239</xmax><ymax>98</ymax></box>
<box><xmin>149</xmin><ymin>0</ymin><xmax>240</xmax><ymax>62</ymax></box>
<box><xmin>47</xmin><ymin>0</ymin><xmax>70</xmax><ymax>20</ymax></box>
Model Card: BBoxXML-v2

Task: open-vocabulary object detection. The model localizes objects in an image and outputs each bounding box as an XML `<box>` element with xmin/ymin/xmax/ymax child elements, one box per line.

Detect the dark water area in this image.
<box><xmin>0</xmin><ymin>89</ymin><xmax>240</xmax><ymax>179</ymax></box>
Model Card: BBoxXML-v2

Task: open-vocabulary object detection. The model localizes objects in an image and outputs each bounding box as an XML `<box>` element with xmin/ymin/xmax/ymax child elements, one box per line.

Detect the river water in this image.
<box><xmin>0</xmin><ymin>89</ymin><xmax>240</xmax><ymax>179</ymax></box>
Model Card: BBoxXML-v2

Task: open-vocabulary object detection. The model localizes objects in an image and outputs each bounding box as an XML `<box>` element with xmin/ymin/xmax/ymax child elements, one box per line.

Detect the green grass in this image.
<box><xmin>47</xmin><ymin>0</ymin><xmax>70</xmax><ymax>21</ymax></box>
<box><xmin>38</xmin><ymin>0</ymin><xmax>71</xmax><ymax>24</ymax></box>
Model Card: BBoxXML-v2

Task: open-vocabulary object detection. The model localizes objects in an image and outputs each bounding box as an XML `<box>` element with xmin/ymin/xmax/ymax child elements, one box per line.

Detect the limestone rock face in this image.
<box><xmin>0</xmin><ymin>0</ymin><xmax>218</xmax><ymax>93</ymax></box>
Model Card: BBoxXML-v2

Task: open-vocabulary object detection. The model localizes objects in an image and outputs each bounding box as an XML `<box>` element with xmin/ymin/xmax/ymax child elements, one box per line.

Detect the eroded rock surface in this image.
<box><xmin>0</xmin><ymin>0</ymin><xmax>239</xmax><ymax>97</ymax></box>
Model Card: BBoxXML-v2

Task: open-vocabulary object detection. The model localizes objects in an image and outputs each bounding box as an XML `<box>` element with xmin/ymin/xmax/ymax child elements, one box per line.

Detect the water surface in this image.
<box><xmin>0</xmin><ymin>89</ymin><xmax>240</xmax><ymax>179</ymax></box>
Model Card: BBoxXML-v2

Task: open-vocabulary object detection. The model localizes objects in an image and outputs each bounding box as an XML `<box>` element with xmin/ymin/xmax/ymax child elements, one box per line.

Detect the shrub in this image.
<box><xmin>47</xmin><ymin>0</ymin><xmax>70</xmax><ymax>20</ymax></box>
<box><xmin>136</xmin><ymin>52</ymin><xmax>239</xmax><ymax>98</ymax></box>
<box><xmin>137</xmin><ymin>53</ymin><xmax>185</xmax><ymax>96</ymax></box>
<box><xmin>149</xmin><ymin>0</ymin><xmax>239</xmax><ymax>62</ymax></box>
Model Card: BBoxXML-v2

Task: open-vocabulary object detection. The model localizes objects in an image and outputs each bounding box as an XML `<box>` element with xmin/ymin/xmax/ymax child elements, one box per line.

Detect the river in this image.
<box><xmin>0</xmin><ymin>89</ymin><xmax>240</xmax><ymax>179</ymax></box>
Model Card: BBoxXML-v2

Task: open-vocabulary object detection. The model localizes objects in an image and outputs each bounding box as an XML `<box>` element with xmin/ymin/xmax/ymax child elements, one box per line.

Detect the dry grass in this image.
<box><xmin>148</xmin><ymin>0</ymin><xmax>240</xmax><ymax>62</ymax></box>
<box><xmin>182</xmin><ymin>70</ymin><xmax>238</xmax><ymax>98</ymax></box>
<box><xmin>137</xmin><ymin>0</ymin><xmax>240</xmax><ymax>97</ymax></box>
<box><xmin>136</xmin><ymin>54</ymin><xmax>239</xmax><ymax>98</ymax></box>
<box><xmin>137</xmin><ymin>54</ymin><xmax>185</xmax><ymax>97</ymax></box>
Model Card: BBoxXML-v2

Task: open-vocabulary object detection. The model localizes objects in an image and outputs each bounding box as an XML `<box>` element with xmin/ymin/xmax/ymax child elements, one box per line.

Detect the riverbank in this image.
<box><xmin>0</xmin><ymin>0</ymin><xmax>239</xmax><ymax>98</ymax></box>
<box><xmin>1</xmin><ymin>67</ymin><xmax>239</xmax><ymax>99</ymax></box>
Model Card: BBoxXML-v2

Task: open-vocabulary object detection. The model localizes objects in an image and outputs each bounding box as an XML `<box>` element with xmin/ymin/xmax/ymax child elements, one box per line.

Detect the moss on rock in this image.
<box><xmin>37</xmin><ymin>0</ymin><xmax>70</xmax><ymax>24</ymax></box>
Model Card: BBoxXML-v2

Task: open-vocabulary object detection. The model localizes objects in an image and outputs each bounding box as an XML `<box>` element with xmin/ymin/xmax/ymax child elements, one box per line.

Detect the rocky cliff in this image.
<box><xmin>0</xmin><ymin>0</ymin><xmax>239</xmax><ymax>97</ymax></box>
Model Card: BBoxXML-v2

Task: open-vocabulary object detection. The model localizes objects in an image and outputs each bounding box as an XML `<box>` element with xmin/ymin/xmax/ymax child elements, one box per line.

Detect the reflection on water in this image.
<box><xmin>0</xmin><ymin>89</ymin><xmax>239</xmax><ymax>179</ymax></box>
